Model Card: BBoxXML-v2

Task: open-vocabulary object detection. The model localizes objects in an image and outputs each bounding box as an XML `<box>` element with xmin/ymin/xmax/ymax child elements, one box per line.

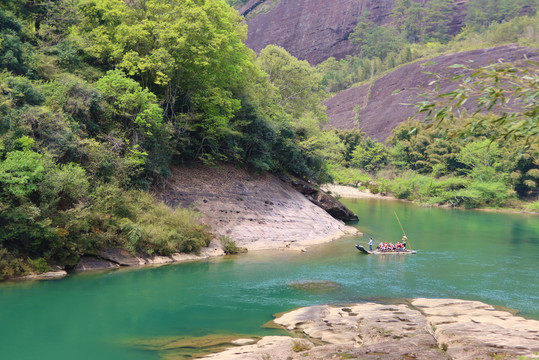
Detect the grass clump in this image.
<box><xmin>292</xmin><ymin>340</ymin><xmax>311</xmax><ymax>352</ymax></box>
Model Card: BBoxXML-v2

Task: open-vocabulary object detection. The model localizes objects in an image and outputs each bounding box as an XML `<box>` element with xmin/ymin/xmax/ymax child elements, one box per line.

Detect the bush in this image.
<box><xmin>220</xmin><ymin>236</ymin><xmax>239</xmax><ymax>254</ymax></box>
<box><xmin>525</xmin><ymin>201</ymin><xmax>539</xmax><ymax>213</ymax></box>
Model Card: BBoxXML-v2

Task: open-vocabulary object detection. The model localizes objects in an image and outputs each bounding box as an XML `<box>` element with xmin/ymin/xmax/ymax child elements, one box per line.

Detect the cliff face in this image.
<box><xmin>153</xmin><ymin>165</ymin><xmax>358</xmax><ymax>251</ymax></box>
<box><xmin>324</xmin><ymin>45</ymin><xmax>539</xmax><ymax>142</ymax></box>
<box><xmin>240</xmin><ymin>0</ymin><xmax>468</xmax><ymax>65</ymax></box>
<box><xmin>240</xmin><ymin>0</ymin><xmax>394</xmax><ymax>65</ymax></box>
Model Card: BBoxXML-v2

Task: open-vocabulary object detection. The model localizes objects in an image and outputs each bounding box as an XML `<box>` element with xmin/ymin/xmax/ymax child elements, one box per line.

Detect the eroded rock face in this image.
<box><xmin>153</xmin><ymin>165</ymin><xmax>358</xmax><ymax>251</ymax></box>
<box><xmin>325</xmin><ymin>45</ymin><xmax>539</xmax><ymax>141</ymax></box>
<box><xmin>290</xmin><ymin>178</ymin><xmax>359</xmax><ymax>223</ymax></box>
<box><xmin>239</xmin><ymin>0</ymin><xmax>468</xmax><ymax>65</ymax></box>
<box><xmin>206</xmin><ymin>299</ymin><xmax>539</xmax><ymax>360</ymax></box>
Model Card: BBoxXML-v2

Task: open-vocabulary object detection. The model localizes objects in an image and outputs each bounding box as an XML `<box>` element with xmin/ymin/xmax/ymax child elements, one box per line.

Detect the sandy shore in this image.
<box><xmin>321</xmin><ymin>184</ymin><xmax>397</xmax><ymax>200</ymax></box>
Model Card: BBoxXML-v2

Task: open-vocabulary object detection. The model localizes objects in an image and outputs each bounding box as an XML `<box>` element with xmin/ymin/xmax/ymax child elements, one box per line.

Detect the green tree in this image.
<box><xmin>465</xmin><ymin>0</ymin><xmax>538</xmax><ymax>30</ymax></box>
<box><xmin>0</xmin><ymin>8</ymin><xmax>30</xmax><ymax>74</ymax></box>
<box><xmin>391</xmin><ymin>0</ymin><xmax>454</xmax><ymax>43</ymax></box>
<box><xmin>96</xmin><ymin>69</ymin><xmax>162</xmax><ymax>145</ymax></box>
<box><xmin>257</xmin><ymin>45</ymin><xmax>327</xmax><ymax>124</ymax></box>
<box><xmin>71</xmin><ymin>0</ymin><xmax>256</xmax><ymax>144</ymax></box>
<box><xmin>350</xmin><ymin>15</ymin><xmax>405</xmax><ymax>60</ymax></box>
<box><xmin>350</xmin><ymin>137</ymin><xmax>389</xmax><ymax>174</ymax></box>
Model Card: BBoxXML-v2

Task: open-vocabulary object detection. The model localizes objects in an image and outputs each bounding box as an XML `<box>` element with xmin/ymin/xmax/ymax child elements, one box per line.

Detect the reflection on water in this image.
<box><xmin>0</xmin><ymin>198</ymin><xmax>537</xmax><ymax>360</ymax></box>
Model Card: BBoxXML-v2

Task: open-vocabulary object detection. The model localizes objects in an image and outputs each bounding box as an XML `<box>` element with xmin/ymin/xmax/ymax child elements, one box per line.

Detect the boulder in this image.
<box><xmin>74</xmin><ymin>256</ymin><xmax>120</xmax><ymax>272</ymax></box>
<box><xmin>412</xmin><ymin>298</ymin><xmax>539</xmax><ymax>360</ymax></box>
<box><xmin>153</xmin><ymin>165</ymin><xmax>355</xmax><ymax>251</ymax></box>
<box><xmin>207</xmin><ymin>299</ymin><xmax>539</xmax><ymax>359</ymax></box>
<box><xmin>100</xmin><ymin>248</ymin><xmax>143</xmax><ymax>266</ymax></box>
<box><xmin>20</xmin><ymin>270</ymin><xmax>68</xmax><ymax>281</ymax></box>
<box><xmin>290</xmin><ymin>178</ymin><xmax>359</xmax><ymax>223</ymax></box>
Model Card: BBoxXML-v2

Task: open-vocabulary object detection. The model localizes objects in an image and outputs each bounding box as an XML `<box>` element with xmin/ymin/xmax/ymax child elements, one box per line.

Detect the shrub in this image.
<box><xmin>525</xmin><ymin>201</ymin><xmax>539</xmax><ymax>213</ymax></box>
<box><xmin>220</xmin><ymin>236</ymin><xmax>239</xmax><ymax>254</ymax></box>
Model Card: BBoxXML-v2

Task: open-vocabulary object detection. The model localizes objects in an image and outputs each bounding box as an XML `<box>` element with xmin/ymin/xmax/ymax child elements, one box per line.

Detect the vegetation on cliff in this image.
<box><xmin>0</xmin><ymin>0</ymin><xmax>329</xmax><ymax>278</ymax></box>
<box><xmin>319</xmin><ymin>1</ymin><xmax>538</xmax><ymax>93</ymax></box>
<box><xmin>1</xmin><ymin>0</ymin><xmax>538</xmax><ymax>277</ymax></box>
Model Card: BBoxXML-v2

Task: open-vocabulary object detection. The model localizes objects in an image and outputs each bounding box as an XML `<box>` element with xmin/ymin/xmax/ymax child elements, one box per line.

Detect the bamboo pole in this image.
<box><xmin>394</xmin><ymin>211</ymin><xmax>411</xmax><ymax>250</ymax></box>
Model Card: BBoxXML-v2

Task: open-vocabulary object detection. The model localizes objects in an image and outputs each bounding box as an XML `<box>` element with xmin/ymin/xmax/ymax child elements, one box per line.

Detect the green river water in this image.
<box><xmin>0</xmin><ymin>199</ymin><xmax>538</xmax><ymax>359</ymax></box>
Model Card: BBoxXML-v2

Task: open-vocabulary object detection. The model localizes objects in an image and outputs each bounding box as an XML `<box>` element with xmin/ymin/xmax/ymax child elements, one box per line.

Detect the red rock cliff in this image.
<box><xmin>240</xmin><ymin>0</ymin><xmax>468</xmax><ymax>65</ymax></box>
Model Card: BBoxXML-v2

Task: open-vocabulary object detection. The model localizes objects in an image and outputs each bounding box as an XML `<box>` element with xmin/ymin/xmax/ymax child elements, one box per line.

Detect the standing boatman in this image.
<box><xmin>369</xmin><ymin>237</ymin><xmax>373</xmax><ymax>251</ymax></box>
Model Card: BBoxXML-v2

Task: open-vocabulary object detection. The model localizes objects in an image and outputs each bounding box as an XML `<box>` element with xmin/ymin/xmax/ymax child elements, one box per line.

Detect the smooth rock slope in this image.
<box><xmin>325</xmin><ymin>44</ymin><xmax>539</xmax><ymax>141</ymax></box>
<box><xmin>153</xmin><ymin>165</ymin><xmax>358</xmax><ymax>251</ymax></box>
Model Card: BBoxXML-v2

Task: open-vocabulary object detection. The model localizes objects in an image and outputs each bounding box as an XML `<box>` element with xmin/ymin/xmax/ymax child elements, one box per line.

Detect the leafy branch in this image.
<box><xmin>417</xmin><ymin>60</ymin><xmax>538</xmax><ymax>145</ymax></box>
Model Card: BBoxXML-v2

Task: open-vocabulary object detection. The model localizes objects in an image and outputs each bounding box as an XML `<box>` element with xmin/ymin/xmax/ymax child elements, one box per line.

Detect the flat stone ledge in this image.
<box><xmin>205</xmin><ymin>299</ymin><xmax>539</xmax><ymax>360</ymax></box>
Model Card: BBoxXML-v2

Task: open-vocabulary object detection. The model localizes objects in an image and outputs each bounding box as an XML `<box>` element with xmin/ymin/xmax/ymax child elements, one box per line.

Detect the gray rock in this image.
<box><xmin>74</xmin><ymin>256</ymin><xmax>120</xmax><ymax>272</ymax></box>
<box><xmin>100</xmin><ymin>248</ymin><xmax>142</xmax><ymax>266</ymax></box>
<box><xmin>290</xmin><ymin>178</ymin><xmax>359</xmax><ymax>223</ymax></box>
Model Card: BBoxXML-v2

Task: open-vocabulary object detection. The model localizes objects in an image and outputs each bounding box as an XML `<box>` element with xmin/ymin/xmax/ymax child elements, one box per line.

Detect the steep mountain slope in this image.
<box><xmin>239</xmin><ymin>0</ymin><xmax>467</xmax><ymax>64</ymax></box>
<box><xmin>324</xmin><ymin>44</ymin><xmax>538</xmax><ymax>142</ymax></box>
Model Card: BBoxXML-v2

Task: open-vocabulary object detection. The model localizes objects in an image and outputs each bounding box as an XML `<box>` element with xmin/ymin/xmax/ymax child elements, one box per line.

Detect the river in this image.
<box><xmin>0</xmin><ymin>198</ymin><xmax>537</xmax><ymax>359</ymax></box>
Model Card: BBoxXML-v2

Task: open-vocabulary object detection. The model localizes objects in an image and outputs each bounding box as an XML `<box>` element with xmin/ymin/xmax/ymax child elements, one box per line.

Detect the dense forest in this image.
<box><xmin>0</xmin><ymin>0</ymin><xmax>537</xmax><ymax>277</ymax></box>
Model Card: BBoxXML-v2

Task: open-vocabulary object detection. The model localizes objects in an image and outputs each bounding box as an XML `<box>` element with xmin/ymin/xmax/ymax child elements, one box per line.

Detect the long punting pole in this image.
<box><xmin>394</xmin><ymin>211</ymin><xmax>411</xmax><ymax>250</ymax></box>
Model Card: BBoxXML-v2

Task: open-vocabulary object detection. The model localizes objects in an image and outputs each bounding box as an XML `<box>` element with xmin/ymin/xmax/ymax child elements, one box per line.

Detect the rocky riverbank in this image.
<box><xmin>18</xmin><ymin>166</ymin><xmax>359</xmax><ymax>280</ymax></box>
<box><xmin>204</xmin><ymin>298</ymin><xmax>539</xmax><ymax>360</ymax></box>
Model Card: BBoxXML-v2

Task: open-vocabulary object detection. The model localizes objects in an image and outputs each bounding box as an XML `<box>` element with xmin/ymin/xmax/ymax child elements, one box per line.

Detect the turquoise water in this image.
<box><xmin>0</xmin><ymin>199</ymin><xmax>538</xmax><ymax>359</ymax></box>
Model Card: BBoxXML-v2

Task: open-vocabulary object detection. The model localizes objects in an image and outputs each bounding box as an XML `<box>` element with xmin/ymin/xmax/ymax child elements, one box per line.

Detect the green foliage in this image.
<box><xmin>258</xmin><ymin>45</ymin><xmax>326</xmax><ymax>123</ymax></box>
<box><xmin>350</xmin><ymin>16</ymin><xmax>405</xmax><ymax>60</ymax></box>
<box><xmin>0</xmin><ymin>8</ymin><xmax>30</xmax><ymax>75</ymax></box>
<box><xmin>525</xmin><ymin>201</ymin><xmax>539</xmax><ymax>212</ymax></box>
<box><xmin>418</xmin><ymin>61</ymin><xmax>539</xmax><ymax>145</ymax></box>
<box><xmin>465</xmin><ymin>0</ymin><xmax>538</xmax><ymax>31</ymax></box>
<box><xmin>0</xmin><ymin>150</ymin><xmax>44</xmax><ymax>197</ymax></box>
<box><xmin>350</xmin><ymin>137</ymin><xmax>389</xmax><ymax>174</ymax></box>
<box><xmin>71</xmin><ymin>0</ymin><xmax>253</xmax><ymax>142</ymax></box>
<box><xmin>96</xmin><ymin>69</ymin><xmax>162</xmax><ymax>141</ymax></box>
<box><xmin>327</xmin><ymin>164</ymin><xmax>371</xmax><ymax>187</ymax></box>
<box><xmin>392</xmin><ymin>0</ymin><xmax>455</xmax><ymax>43</ymax></box>
<box><xmin>220</xmin><ymin>236</ymin><xmax>239</xmax><ymax>254</ymax></box>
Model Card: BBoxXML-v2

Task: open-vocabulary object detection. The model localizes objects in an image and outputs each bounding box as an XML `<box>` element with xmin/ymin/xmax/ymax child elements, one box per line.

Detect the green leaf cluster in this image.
<box><xmin>0</xmin><ymin>0</ymin><xmax>336</xmax><ymax>277</ymax></box>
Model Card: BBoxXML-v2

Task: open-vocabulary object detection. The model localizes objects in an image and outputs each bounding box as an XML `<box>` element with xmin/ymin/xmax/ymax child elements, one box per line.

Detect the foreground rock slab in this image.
<box><xmin>412</xmin><ymin>298</ymin><xmax>539</xmax><ymax>360</ymax></box>
<box><xmin>205</xmin><ymin>299</ymin><xmax>539</xmax><ymax>360</ymax></box>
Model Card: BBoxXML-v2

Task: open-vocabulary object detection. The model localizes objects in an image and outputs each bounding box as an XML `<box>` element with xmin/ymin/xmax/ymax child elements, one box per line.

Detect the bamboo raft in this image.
<box><xmin>355</xmin><ymin>244</ymin><xmax>417</xmax><ymax>255</ymax></box>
